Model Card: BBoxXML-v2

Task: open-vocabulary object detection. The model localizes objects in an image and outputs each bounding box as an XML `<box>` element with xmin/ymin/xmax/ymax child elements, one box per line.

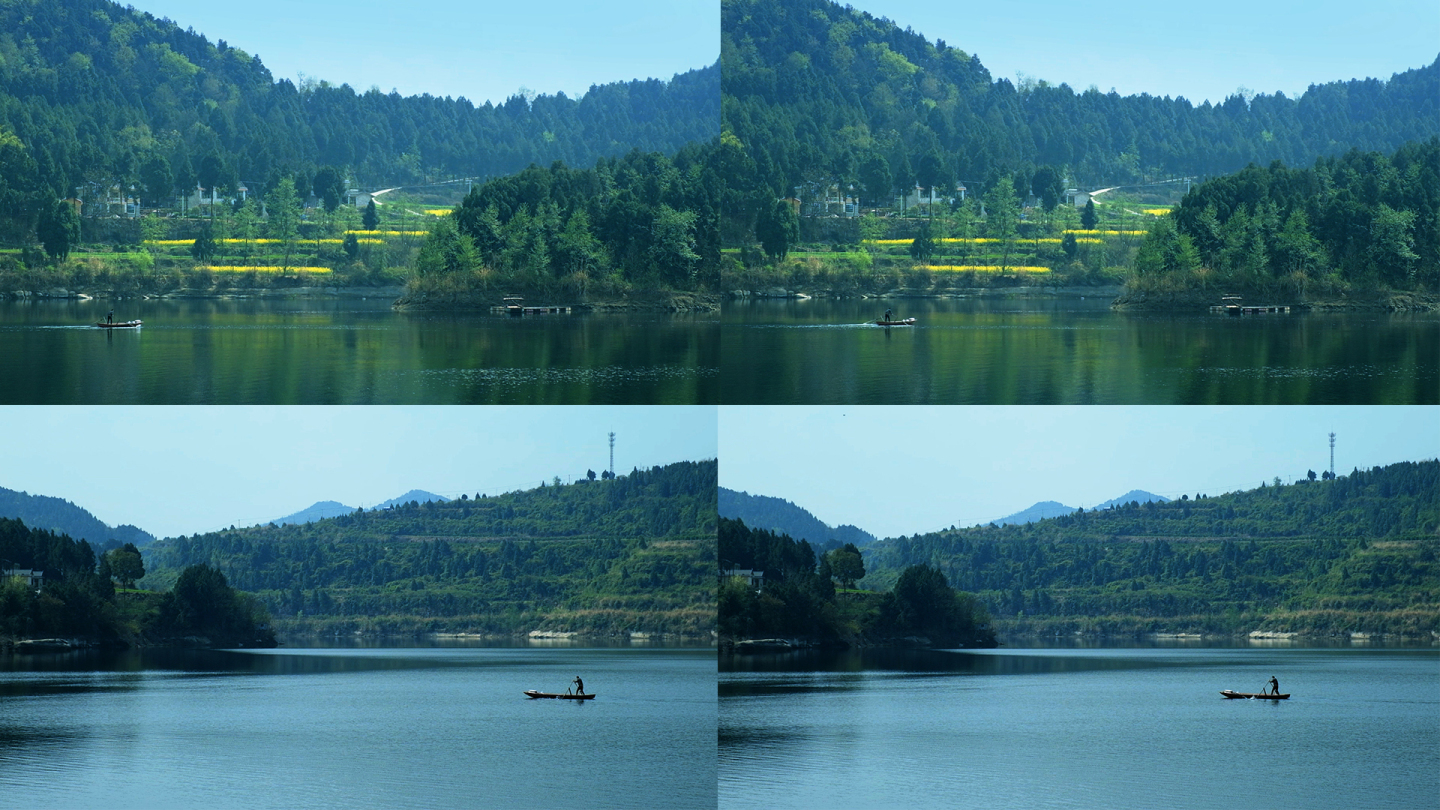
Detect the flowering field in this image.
<box><xmin>197</xmin><ymin>265</ymin><xmax>333</xmax><ymax>274</ymax></box>
<box><xmin>920</xmin><ymin>265</ymin><xmax>1051</xmax><ymax>273</ymax></box>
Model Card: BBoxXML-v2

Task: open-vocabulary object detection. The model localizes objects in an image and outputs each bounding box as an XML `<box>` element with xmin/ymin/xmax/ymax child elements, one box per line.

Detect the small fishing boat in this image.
<box><xmin>1220</xmin><ymin>690</ymin><xmax>1289</xmax><ymax>700</ymax></box>
<box><xmin>524</xmin><ymin>690</ymin><xmax>596</xmax><ymax>701</ymax></box>
<box><xmin>95</xmin><ymin>320</ymin><xmax>143</xmax><ymax>328</ymax></box>
<box><xmin>874</xmin><ymin>317</ymin><xmax>916</xmax><ymax>326</ymax></box>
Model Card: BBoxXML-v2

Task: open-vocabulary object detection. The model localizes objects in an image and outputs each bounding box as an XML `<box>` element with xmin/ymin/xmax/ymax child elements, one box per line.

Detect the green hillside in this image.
<box><xmin>0</xmin><ymin>0</ymin><xmax>717</xmax><ymax>206</ymax></box>
<box><xmin>862</xmin><ymin>460</ymin><xmax>1440</xmax><ymax>637</ymax></box>
<box><xmin>721</xmin><ymin>0</ymin><xmax>1437</xmax><ymax>241</ymax></box>
<box><xmin>142</xmin><ymin>460</ymin><xmax>718</xmax><ymax>637</ymax></box>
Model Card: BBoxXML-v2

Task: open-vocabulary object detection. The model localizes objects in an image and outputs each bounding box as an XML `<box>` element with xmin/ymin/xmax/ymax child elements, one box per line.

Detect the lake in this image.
<box><xmin>719</xmin><ymin>645</ymin><xmax>1439</xmax><ymax>809</ymax></box>
<box><xmin>720</xmin><ymin>297</ymin><xmax>1439</xmax><ymax>404</ymax></box>
<box><xmin>0</xmin><ymin>298</ymin><xmax>719</xmax><ymax>404</ymax></box>
<box><xmin>0</xmin><ymin>645</ymin><xmax>716</xmax><ymax>809</ymax></box>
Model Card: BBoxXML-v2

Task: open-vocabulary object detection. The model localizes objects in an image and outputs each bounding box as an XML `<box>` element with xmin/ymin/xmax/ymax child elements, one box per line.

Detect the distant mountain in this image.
<box><xmin>267</xmin><ymin>490</ymin><xmax>448</xmax><ymax>526</ymax></box>
<box><xmin>374</xmin><ymin>490</ymin><xmax>449</xmax><ymax>511</ymax></box>
<box><xmin>0</xmin><ymin>486</ymin><xmax>156</xmax><ymax>549</ymax></box>
<box><xmin>1096</xmin><ymin>490</ymin><xmax>1171</xmax><ymax>511</ymax></box>
<box><xmin>993</xmin><ymin>501</ymin><xmax>1075</xmax><ymax>526</ymax></box>
<box><xmin>993</xmin><ymin>490</ymin><xmax>1170</xmax><ymax>526</ymax></box>
<box><xmin>268</xmin><ymin>500</ymin><xmax>354</xmax><ymax>527</ymax></box>
<box><xmin>719</xmin><ymin>487</ymin><xmax>878</xmax><ymax>550</ymax></box>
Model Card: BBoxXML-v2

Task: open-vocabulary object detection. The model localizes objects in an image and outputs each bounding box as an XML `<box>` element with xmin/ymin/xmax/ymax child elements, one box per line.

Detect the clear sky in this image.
<box><xmin>720</xmin><ymin>406</ymin><xmax>1440</xmax><ymax>540</ymax></box>
<box><xmin>854</xmin><ymin>0</ymin><xmax>1439</xmax><ymax>105</ymax></box>
<box><xmin>128</xmin><ymin>0</ymin><xmax>718</xmax><ymax>104</ymax></box>
<box><xmin>0</xmin><ymin>406</ymin><xmax>716</xmax><ymax>540</ymax></box>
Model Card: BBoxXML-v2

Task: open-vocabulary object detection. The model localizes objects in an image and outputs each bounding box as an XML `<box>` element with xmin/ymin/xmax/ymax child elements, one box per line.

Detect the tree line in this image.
<box><xmin>720</xmin><ymin>0</ymin><xmax>1438</xmax><ymax>250</ymax></box>
<box><xmin>141</xmin><ymin>461</ymin><xmax>718</xmax><ymax>635</ymax></box>
<box><xmin>862</xmin><ymin>460</ymin><xmax>1439</xmax><ymax>635</ymax></box>
<box><xmin>0</xmin><ymin>0</ymin><xmax>717</xmax><ymax>247</ymax></box>
<box><xmin>719</xmin><ymin>516</ymin><xmax>996</xmax><ymax>648</ymax></box>
<box><xmin>1134</xmin><ymin>139</ymin><xmax>1438</xmax><ymax>292</ymax></box>
<box><xmin>409</xmin><ymin>143</ymin><xmax>724</xmax><ymax>295</ymax></box>
<box><xmin>0</xmin><ymin>517</ymin><xmax>273</xmax><ymax>647</ymax></box>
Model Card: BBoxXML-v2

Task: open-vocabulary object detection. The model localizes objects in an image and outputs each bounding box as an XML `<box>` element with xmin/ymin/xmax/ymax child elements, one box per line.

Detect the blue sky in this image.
<box><xmin>0</xmin><ymin>407</ymin><xmax>716</xmax><ymax>539</ymax></box>
<box><xmin>130</xmin><ymin>0</ymin><xmax>718</xmax><ymax>104</ymax></box>
<box><xmin>720</xmin><ymin>406</ymin><xmax>1440</xmax><ymax>539</ymax></box>
<box><xmin>855</xmin><ymin>0</ymin><xmax>1439</xmax><ymax>105</ymax></box>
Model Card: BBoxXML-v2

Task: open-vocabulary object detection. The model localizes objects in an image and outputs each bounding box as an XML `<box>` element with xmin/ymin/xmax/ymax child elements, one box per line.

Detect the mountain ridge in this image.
<box><xmin>0</xmin><ymin>486</ymin><xmax>156</xmax><ymax>550</ymax></box>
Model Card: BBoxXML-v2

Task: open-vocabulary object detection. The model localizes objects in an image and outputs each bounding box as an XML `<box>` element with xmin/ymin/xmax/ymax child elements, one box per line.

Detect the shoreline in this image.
<box><xmin>730</xmin><ymin>285</ymin><xmax>1122</xmax><ymax>300</ymax></box>
<box><xmin>2</xmin><ymin>285</ymin><xmax>722</xmax><ymax>312</ymax></box>
<box><xmin>728</xmin><ymin>282</ymin><xmax>1440</xmax><ymax>312</ymax></box>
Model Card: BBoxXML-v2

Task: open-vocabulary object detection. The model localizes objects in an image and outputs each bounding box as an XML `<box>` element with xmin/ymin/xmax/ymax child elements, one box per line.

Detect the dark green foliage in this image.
<box><xmin>143</xmin><ymin>461</ymin><xmax>718</xmax><ymax>635</ymax></box>
<box><xmin>190</xmin><ymin>225</ymin><xmax>218</xmax><ymax>261</ymax></box>
<box><xmin>718</xmin><ymin>487</ymin><xmax>879</xmax><ymax>548</ymax></box>
<box><xmin>446</xmin><ymin>146</ymin><xmax>721</xmax><ymax>288</ymax></box>
<box><xmin>0</xmin><ymin>517</ymin><xmax>269</xmax><ymax>645</ymax></box>
<box><xmin>342</xmin><ymin>232</ymin><xmax>360</xmax><ymax>259</ymax></box>
<box><xmin>158</xmin><ymin>564</ymin><xmax>274</xmax><ymax>646</ymax></box>
<box><xmin>312</xmin><ymin>166</ymin><xmax>346</xmax><ymax>214</ymax></box>
<box><xmin>1168</xmin><ymin>140</ymin><xmax>1440</xmax><ymax>289</ymax></box>
<box><xmin>719</xmin><ymin>517</ymin><xmax>994</xmax><ymax>646</ymax></box>
<box><xmin>756</xmin><ymin>198</ymin><xmax>799</xmax><ymax>259</ymax></box>
<box><xmin>719</xmin><ymin>517</ymin><xmax>838</xmax><ymax>640</ymax></box>
<box><xmin>36</xmin><ymin>199</ymin><xmax>80</xmax><ymax>260</ymax></box>
<box><xmin>0</xmin><ymin>0</ymin><xmax>717</xmax><ymax>243</ymax></box>
<box><xmin>721</xmin><ymin>0</ymin><xmax>1436</xmax><ymax>250</ymax></box>
<box><xmin>875</xmin><ymin>565</ymin><xmax>995</xmax><ymax>647</ymax></box>
<box><xmin>105</xmin><ymin>543</ymin><xmax>145</xmax><ymax>589</ymax></box>
<box><xmin>362</xmin><ymin>199</ymin><xmax>380</xmax><ymax>231</ymax></box>
<box><xmin>864</xmin><ymin>461</ymin><xmax>1440</xmax><ymax>634</ymax></box>
<box><xmin>1080</xmin><ymin>199</ymin><xmax>1099</xmax><ymax>230</ymax></box>
<box><xmin>0</xmin><ymin>485</ymin><xmax>156</xmax><ymax>547</ymax></box>
<box><xmin>825</xmin><ymin>543</ymin><xmax>865</xmax><ymax>590</ymax></box>
<box><xmin>908</xmin><ymin>220</ymin><xmax>935</xmax><ymax>261</ymax></box>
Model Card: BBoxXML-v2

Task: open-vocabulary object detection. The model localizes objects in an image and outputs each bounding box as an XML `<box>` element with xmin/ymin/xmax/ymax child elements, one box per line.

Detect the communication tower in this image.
<box><xmin>1328</xmin><ymin>432</ymin><xmax>1336</xmax><ymax>478</ymax></box>
<box><xmin>609</xmin><ymin>432</ymin><xmax>616</xmax><ymax>478</ymax></box>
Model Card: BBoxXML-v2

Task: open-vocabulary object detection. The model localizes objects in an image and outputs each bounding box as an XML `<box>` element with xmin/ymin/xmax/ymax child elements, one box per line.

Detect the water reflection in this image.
<box><xmin>722</xmin><ymin>297</ymin><xmax>1439</xmax><ymax>404</ymax></box>
<box><xmin>0</xmin><ymin>298</ymin><xmax>719</xmax><ymax>404</ymax></box>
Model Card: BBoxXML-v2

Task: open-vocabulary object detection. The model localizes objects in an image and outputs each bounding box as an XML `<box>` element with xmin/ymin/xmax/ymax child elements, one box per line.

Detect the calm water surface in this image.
<box><xmin>721</xmin><ymin>297</ymin><xmax>1439</xmax><ymax>403</ymax></box>
<box><xmin>0</xmin><ymin>646</ymin><xmax>716</xmax><ymax>809</ymax></box>
<box><xmin>719</xmin><ymin>646</ymin><xmax>1439</xmax><ymax>809</ymax></box>
<box><xmin>0</xmin><ymin>298</ymin><xmax>718</xmax><ymax>404</ymax></box>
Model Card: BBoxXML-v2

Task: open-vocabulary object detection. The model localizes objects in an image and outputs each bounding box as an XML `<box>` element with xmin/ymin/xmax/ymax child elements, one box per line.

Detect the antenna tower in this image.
<box><xmin>1328</xmin><ymin>432</ymin><xmax>1336</xmax><ymax>477</ymax></box>
<box><xmin>608</xmin><ymin>432</ymin><xmax>616</xmax><ymax>477</ymax></box>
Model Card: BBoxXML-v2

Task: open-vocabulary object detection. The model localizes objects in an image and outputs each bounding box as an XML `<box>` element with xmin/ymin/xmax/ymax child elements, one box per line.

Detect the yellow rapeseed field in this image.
<box><xmin>197</xmin><ymin>265</ymin><xmax>333</xmax><ymax>274</ymax></box>
<box><xmin>920</xmin><ymin>265</ymin><xmax>1052</xmax><ymax>273</ymax></box>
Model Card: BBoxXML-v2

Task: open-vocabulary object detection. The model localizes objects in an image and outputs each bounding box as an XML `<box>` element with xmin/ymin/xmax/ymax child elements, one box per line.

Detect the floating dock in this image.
<box><xmin>489</xmin><ymin>304</ymin><xmax>573</xmax><ymax>314</ymax></box>
<box><xmin>1209</xmin><ymin>304</ymin><xmax>1291</xmax><ymax>314</ymax></box>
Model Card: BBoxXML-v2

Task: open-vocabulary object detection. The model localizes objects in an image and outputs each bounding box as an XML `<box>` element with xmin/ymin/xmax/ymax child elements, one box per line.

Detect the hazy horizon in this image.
<box><xmin>0</xmin><ymin>406</ymin><xmax>717</xmax><ymax>539</ymax></box>
<box><xmin>719</xmin><ymin>406</ymin><xmax>1440</xmax><ymax>540</ymax></box>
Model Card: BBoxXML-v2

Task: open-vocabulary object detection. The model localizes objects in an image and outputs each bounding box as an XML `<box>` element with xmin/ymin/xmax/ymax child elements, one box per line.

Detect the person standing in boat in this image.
<box><xmin>106</xmin><ymin>309</ymin><xmax>113</xmax><ymax>324</ymax></box>
<box><xmin>1268</xmin><ymin>676</ymin><xmax>1279</xmax><ymax>695</ymax></box>
<box><xmin>883</xmin><ymin>308</ymin><xmax>892</xmax><ymax>323</ymax></box>
<box><xmin>573</xmin><ymin>675</ymin><xmax>584</xmax><ymax>695</ymax></box>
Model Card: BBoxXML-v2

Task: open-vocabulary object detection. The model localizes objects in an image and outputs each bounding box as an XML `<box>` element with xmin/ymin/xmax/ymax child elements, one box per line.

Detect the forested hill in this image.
<box><xmin>141</xmin><ymin>460</ymin><xmax>719</xmax><ymax>636</ymax></box>
<box><xmin>0</xmin><ymin>0</ymin><xmax>718</xmax><ymax>199</ymax></box>
<box><xmin>719</xmin><ymin>487</ymin><xmax>878</xmax><ymax>549</ymax></box>
<box><xmin>863</xmin><ymin>460</ymin><xmax>1439</xmax><ymax>636</ymax></box>
<box><xmin>721</xmin><ymin>0</ymin><xmax>1438</xmax><ymax>224</ymax></box>
<box><xmin>0</xmin><ymin>486</ymin><xmax>156</xmax><ymax>549</ymax></box>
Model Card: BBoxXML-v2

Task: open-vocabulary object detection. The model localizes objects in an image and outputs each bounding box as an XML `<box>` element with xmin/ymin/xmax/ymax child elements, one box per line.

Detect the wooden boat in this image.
<box><xmin>95</xmin><ymin>320</ymin><xmax>142</xmax><ymax>328</ymax></box>
<box><xmin>874</xmin><ymin>317</ymin><xmax>916</xmax><ymax>326</ymax></box>
<box><xmin>524</xmin><ymin>689</ymin><xmax>596</xmax><ymax>701</ymax></box>
<box><xmin>1220</xmin><ymin>690</ymin><xmax>1289</xmax><ymax>700</ymax></box>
